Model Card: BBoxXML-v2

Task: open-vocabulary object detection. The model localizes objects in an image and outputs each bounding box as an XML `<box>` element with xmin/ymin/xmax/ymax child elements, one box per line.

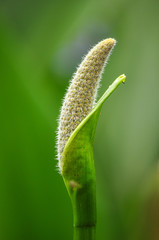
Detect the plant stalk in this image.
<box><xmin>73</xmin><ymin>226</ymin><xmax>96</xmax><ymax>240</ymax></box>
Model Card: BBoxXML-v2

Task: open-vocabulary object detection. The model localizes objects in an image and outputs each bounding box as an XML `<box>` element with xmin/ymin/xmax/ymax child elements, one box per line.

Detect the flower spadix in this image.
<box><xmin>58</xmin><ymin>38</ymin><xmax>116</xmax><ymax>165</ymax></box>
<box><xmin>57</xmin><ymin>38</ymin><xmax>126</xmax><ymax>228</ymax></box>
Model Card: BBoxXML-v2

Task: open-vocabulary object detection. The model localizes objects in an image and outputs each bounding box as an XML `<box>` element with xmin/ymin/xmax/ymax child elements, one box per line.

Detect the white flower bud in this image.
<box><xmin>57</xmin><ymin>38</ymin><xmax>116</xmax><ymax>164</ymax></box>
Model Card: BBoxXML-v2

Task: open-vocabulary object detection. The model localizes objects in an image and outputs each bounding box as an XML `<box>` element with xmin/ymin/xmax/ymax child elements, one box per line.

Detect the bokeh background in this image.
<box><xmin>1</xmin><ymin>0</ymin><xmax>159</xmax><ymax>239</ymax></box>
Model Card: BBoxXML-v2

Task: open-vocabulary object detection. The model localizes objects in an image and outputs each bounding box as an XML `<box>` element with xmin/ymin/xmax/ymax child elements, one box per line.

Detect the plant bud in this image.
<box><xmin>57</xmin><ymin>38</ymin><xmax>116</xmax><ymax>166</ymax></box>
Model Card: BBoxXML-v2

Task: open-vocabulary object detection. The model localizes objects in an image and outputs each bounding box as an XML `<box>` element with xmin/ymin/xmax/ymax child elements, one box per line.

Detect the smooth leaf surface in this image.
<box><xmin>60</xmin><ymin>74</ymin><xmax>126</xmax><ymax>227</ymax></box>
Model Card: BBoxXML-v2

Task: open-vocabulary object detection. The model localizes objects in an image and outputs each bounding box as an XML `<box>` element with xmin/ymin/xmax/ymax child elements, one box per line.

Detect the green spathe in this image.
<box><xmin>60</xmin><ymin>74</ymin><xmax>126</xmax><ymax>228</ymax></box>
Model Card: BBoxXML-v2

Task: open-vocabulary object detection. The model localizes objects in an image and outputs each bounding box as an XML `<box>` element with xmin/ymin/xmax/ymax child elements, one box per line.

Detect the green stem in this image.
<box><xmin>64</xmin><ymin>142</ymin><xmax>96</xmax><ymax>240</ymax></box>
<box><xmin>70</xmin><ymin>148</ymin><xmax>96</xmax><ymax>227</ymax></box>
<box><xmin>73</xmin><ymin>226</ymin><xmax>96</xmax><ymax>240</ymax></box>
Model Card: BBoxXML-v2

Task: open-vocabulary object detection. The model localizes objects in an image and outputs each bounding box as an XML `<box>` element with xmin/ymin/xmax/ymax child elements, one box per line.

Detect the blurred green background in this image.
<box><xmin>0</xmin><ymin>0</ymin><xmax>159</xmax><ymax>239</ymax></box>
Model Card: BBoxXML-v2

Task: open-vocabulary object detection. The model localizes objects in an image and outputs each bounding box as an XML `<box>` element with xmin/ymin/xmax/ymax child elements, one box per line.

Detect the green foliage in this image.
<box><xmin>62</xmin><ymin>75</ymin><xmax>125</xmax><ymax>229</ymax></box>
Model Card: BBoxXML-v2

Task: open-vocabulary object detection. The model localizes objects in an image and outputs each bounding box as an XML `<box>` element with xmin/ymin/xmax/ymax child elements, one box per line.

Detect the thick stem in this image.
<box><xmin>64</xmin><ymin>145</ymin><xmax>96</xmax><ymax>240</ymax></box>
<box><xmin>71</xmin><ymin>152</ymin><xmax>96</xmax><ymax>227</ymax></box>
<box><xmin>73</xmin><ymin>226</ymin><xmax>96</xmax><ymax>240</ymax></box>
